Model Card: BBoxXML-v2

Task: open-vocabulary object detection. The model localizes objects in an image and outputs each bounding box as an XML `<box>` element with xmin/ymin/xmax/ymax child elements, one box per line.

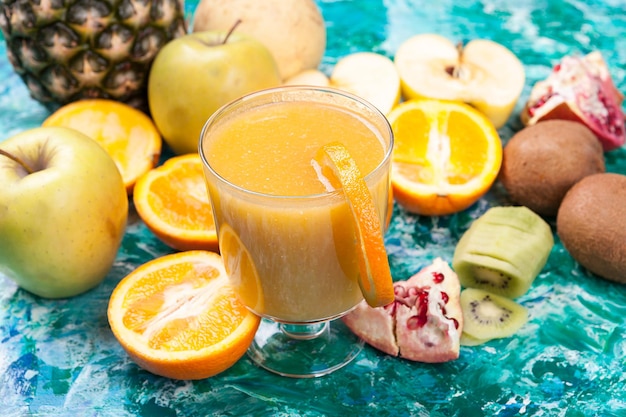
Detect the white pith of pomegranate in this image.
<box><xmin>342</xmin><ymin>257</ymin><xmax>463</xmax><ymax>363</ymax></box>
<box><xmin>522</xmin><ymin>51</ymin><xmax>625</xmax><ymax>152</ymax></box>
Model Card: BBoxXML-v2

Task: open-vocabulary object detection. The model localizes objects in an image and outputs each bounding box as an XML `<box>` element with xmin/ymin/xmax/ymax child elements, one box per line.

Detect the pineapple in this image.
<box><xmin>0</xmin><ymin>0</ymin><xmax>187</xmax><ymax>112</ymax></box>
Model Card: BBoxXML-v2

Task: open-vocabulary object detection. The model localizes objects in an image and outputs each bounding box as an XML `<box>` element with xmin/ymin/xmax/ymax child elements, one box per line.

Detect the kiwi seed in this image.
<box><xmin>460</xmin><ymin>288</ymin><xmax>528</xmax><ymax>341</ymax></box>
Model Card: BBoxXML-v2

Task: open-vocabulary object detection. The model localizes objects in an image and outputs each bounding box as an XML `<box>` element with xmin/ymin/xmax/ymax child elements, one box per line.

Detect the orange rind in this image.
<box><xmin>43</xmin><ymin>99</ymin><xmax>162</xmax><ymax>194</ymax></box>
<box><xmin>387</xmin><ymin>98</ymin><xmax>502</xmax><ymax>216</ymax></box>
<box><xmin>133</xmin><ymin>154</ymin><xmax>218</xmax><ymax>252</ymax></box>
<box><xmin>315</xmin><ymin>142</ymin><xmax>394</xmax><ymax>308</ymax></box>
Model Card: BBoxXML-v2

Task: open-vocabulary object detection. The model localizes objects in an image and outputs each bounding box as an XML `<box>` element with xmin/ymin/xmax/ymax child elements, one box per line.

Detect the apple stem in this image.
<box><xmin>452</xmin><ymin>41</ymin><xmax>464</xmax><ymax>78</ymax></box>
<box><xmin>223</xmin><ymin>19</ymin><xmax>242</xmax><ymax>45</ymax></box>
<box><xmin>0</xmin><ymin>148</ymin><xmax>35</xmax><ymax>174</ymax></box>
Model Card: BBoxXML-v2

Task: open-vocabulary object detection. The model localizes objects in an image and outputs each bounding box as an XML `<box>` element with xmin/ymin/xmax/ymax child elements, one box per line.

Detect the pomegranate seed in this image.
<box><xmin>394</xmin><ymin>285</ymin><xmax>406</xmax><ymax>297</ymax></box>
<box><xmin>432</xmin><ymin>271</ymin><xmax>445</xmax><ymax>283</ymax></box>
<box><xmin>418</xmin><ymin>301</ymin><xmax>428</xmax><ymax>319</ymax></box>
<box><xmin>441</xmin><ymin>291</ymin><xmax>449</xmax><ymax>304</ymax></box>
<box><xmin>407</xmin><ymin>315</ymin><xmax>421</xmax><ymax>330</ymax></box>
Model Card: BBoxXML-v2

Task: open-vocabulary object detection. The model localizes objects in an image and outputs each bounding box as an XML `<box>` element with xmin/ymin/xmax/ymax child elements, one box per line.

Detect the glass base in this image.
<box><xmin>247</xmin><ymin>317</ymin><xmax>364</xmax><ymax>378</ymax></box>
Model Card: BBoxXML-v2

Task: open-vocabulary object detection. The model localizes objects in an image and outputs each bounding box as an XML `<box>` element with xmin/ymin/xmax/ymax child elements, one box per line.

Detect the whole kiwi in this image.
<box><xmin>557</xmin><ymin>173</ymin><xmax>626</xmax><ymax>284</ymax></box>
<box><xmin>499</xmin><ymin>120</ymin><xmax>605</xmax><ymax>217</ymax></box>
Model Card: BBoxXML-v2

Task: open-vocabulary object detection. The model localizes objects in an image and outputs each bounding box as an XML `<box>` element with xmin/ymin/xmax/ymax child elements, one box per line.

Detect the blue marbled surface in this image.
<box><xmin>1</xmin><ymin>1</ymin><xmax>626</xmax><ymax>416</ymax></box>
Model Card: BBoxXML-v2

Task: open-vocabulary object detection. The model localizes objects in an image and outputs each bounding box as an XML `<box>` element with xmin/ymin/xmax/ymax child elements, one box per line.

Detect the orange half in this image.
<box><xmin>107</xmin><ymin>250</ymin><xmax>261</xmax><ymax>380</ymax></box>
<box><xmin>43</xmin><ymin>98</ymin><xmax>162</xmax><ymax>194</ymax></box>
<box><xmin>133</xmin><ymin>154</ymin><xmax>218</xmax><ymax>252</ymax></box>
<box><xmin>387</xmin><ymin>98</ymin><xmax>503</xmax><ymax>216</ymax></box>
<box><xmin>315</xmin><ymin>142</ymin><xmax>394</xmax><ymax>308</ymax></box>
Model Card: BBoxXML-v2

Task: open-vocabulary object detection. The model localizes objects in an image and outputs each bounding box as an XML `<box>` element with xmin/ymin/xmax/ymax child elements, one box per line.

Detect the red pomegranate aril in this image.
<box><xmin>432</xmin><ymin>271</ymin><xmax>445</xmax><ymax>283</ymax></box>
<box><xmin>522</xmin><ymin>51</ymin><xmax>625</xmax><ymax>151</ymax></box>
<box><xmin>341</xmin><ymin>258</ymin><xmax>463</xmax><ymax>363</ymax></box>
<box><xmin>394</xmin><ymin>285</ymin><xmax>406</xmax><ymax>297</ymax></box>
<box><xmin>441</xmin><ymin>291</ymin><xmax>449</xmax><ymax>304</ymax></box>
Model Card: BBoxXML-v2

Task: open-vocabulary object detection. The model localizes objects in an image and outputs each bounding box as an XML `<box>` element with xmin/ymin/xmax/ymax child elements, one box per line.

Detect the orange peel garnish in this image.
<box><xmin>315</xmin><ymin>142</ymin><xmax>394</xmax><ymax>308</ymax></box>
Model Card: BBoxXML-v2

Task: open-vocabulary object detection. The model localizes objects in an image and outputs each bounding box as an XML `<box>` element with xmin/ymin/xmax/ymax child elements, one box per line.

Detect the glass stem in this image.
<box><xmin>280</xmin><ymin>322</ymin><xmax>329</xmax><ymax>340</ymax></box>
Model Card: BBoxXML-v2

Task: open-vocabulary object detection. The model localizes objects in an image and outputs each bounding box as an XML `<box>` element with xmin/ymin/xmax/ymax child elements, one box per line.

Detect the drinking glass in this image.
<box><xmin>199</xmin><ymin>86</ymin><xmax>393</xmax><ymax>378</ymax></box>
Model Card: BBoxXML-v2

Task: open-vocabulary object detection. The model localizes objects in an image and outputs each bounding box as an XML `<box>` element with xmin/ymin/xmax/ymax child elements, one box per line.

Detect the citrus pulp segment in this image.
<box><xmin>387</xmin><ymin>98</ymin><xmax>502</xmax><ymax>216</ymax></box>
<box><xmin>107</xmin><ymin>250</ymin><xmax>261</xmax><ymax>380</ymax></box>
<box><xmin>315</xmin><ymin>142</ymin><xmax>394</xmax><ymax>308</ymax></box>
<box><xmin>42</xmin><ymin>99</ymin><xmax>162</xmax><ymax>194</ymax></box>
<box><xmin>133</xmin><ymin>154</ymin><xmax>218</xmax><ymax>252</ymax></box>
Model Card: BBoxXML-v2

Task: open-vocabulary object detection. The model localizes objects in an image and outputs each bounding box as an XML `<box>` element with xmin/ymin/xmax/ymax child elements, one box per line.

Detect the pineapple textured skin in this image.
<box><xmin>0</xmin><ymin>0</ymin><xmax>187</xmax><ymax>112</ymax></box>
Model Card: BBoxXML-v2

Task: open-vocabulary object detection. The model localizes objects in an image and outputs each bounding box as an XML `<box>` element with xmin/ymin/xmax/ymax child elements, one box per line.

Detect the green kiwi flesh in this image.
<box><xmin>460</xmin><ymin>288</ymin><xmax>528</xmax><ymax>340</ymax></box>
<box><xmin>460</xmin><ymin>332</ymin><xmax>492</xmax><ymax>347</ymax></box>
<box><xmin>453</xmin><ymin>206</ymin><xmax>554</xmax><ymax>298</ymax></box>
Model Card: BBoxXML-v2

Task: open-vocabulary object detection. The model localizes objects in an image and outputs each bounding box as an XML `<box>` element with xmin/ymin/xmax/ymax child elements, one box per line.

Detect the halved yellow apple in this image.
<box><xmin>330</xmin><ymin>52</ymin><xmax>401</xmax><ymax>115</ymax></box>
<box><xmin>394</xmin><ymin>34</ymin><xmax>525</xmax><ymax>128</ymax></box>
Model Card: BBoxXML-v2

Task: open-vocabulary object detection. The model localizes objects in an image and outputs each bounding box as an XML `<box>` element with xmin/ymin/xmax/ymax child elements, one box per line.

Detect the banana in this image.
<box><xmin>452</xmin><ymin>206</ymin><xmax>554</xmax><ymax>298</ymax></box>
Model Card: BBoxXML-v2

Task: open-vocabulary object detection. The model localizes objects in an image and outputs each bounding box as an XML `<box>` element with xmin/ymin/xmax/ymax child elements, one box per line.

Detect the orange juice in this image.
<box><xmin>201</xmin><ymin>88</ymin><xmax>392</xmax><ymax>323</ymax></box>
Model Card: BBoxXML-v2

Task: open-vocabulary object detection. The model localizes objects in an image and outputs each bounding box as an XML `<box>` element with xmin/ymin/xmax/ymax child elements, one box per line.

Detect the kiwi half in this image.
<box><xmin>460</xmin><ymin>288</ymin><xmax>528</xmax><ymax>341</ymax></box>
<box><xmin>452</xmin><ymin>206</ymin><xmax>554</xmax><ymax>298</ymax></box>
<box><xmin>459</xmin><ymin>331</ymin><xmax>491</xmax><ymax>347</ymax></box>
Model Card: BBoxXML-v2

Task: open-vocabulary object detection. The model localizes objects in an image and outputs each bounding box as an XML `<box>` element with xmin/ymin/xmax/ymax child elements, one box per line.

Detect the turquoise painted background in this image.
<box><xmin>1</xmin><ymin>1</ymin><xmax>626</xmax><ymax>416</ymax></box>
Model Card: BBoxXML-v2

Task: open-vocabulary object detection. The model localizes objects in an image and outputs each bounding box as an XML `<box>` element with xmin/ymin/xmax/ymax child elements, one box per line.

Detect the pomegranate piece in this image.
<box><xmin>521</xmin><ymin>51</ymin><xmax>625</xmax><ymax>152</ymax></box>
<box><xmin>342</xmin><ymin>258</ymin><xmax>463</xmax><ymax>363</ymax></box>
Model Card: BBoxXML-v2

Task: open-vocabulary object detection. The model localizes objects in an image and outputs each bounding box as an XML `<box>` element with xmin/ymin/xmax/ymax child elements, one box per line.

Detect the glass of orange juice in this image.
<box><xmin>199</xmin><ymin>86</ymin><xmax>393</xmax><ymax>377</ymax></box>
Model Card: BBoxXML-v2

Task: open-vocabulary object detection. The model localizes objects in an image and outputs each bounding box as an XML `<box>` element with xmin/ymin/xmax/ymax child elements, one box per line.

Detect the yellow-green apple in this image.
<box><xmin>192</xmin><ymin>0</ymin><xmax>326</xmax><ymax>81</ymax></box>
<box><xmin>148</xmin><ymin>29</ymin><xmax>281</xmax><ymax>155</ymax></box>
<box><xmin>0</xmin><ymin>127</ymin><xmax>128</xmax><ymax>298</ymax></box>
<box><xmin>394</xmin><ymin>34</ymin><xmax>525</xmax><ymax>128</ymax></box>
<box><xmin>330</xmin><ymin>52</ymin><xmax>401</xmax><ymax>115</ymax></box>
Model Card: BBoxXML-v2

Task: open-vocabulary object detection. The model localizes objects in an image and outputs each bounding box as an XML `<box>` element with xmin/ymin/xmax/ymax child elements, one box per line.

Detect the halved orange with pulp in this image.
<box><xmin>42</xmin><ymin>99</ymin><xmax>162</xmax><ymax>194</ymax></box>
<box><xmin>107</xmin><ymin>250</ymin><xmax>260</xmax><ymax>380</ymax></box>
<box><xmin>133</xmin><ymin>154</ymin><xmax>218</xmax><ymax>252</ymax></box>
<box><xmin>387</xmin><ymin>98</ymin><xmax>503</xmax><ymax>216</ymax></box>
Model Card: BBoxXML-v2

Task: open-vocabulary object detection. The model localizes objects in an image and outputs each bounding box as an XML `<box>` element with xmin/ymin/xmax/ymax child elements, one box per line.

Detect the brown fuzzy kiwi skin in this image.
<box><xmin>499</xmin><ymin>120</ymin><xmax>605</xmax><ymax>217</ymax></box>
<box><xmin>557</xmin><ymin>173</ymin><xmax>626</xmax><ymax>284</ymax></box>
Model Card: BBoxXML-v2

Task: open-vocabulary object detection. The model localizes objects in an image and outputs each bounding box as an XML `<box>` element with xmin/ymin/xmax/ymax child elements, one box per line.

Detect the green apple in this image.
<box><xmin>0</xmin><ymin>127</ymin><xmax>128</xmax><ymax>298</ymax></box>
<box><xmin>148</xmin><ymin>29</ymin><xmax>282</xmax><ymax>155</ymax></box>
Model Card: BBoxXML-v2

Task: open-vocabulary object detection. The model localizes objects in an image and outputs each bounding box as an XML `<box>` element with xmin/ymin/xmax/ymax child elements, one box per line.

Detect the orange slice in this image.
<box><xmin>315</xmin><ymin>142</ymin><xmax>394</xmax><ymax>308</ymax></box>
<box><xmin>42</xmin><ymin>98</ymin><xmax>162</xmax><ymax>194</ymax></box>
<box><xmin>133</xmin><ymin>154</ymin><xmax>218</xmax><ymax>252</ymax></box>
<box><xmin>107</xmin><ymin>250</ymin><xmax>261</xmax><ymax>380</ymax></box>
<box><xmin>387</xmin><ymin>98</ymin><xmax>502</xmax><ymax>216</ymax></box>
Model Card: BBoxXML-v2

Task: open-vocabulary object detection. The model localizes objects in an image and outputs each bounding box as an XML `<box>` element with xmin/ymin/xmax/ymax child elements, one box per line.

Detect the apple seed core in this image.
<box><xmin>445</xmin><ymin>41</ymin><xmax>465</xmax><ymax>78</ymax></box>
